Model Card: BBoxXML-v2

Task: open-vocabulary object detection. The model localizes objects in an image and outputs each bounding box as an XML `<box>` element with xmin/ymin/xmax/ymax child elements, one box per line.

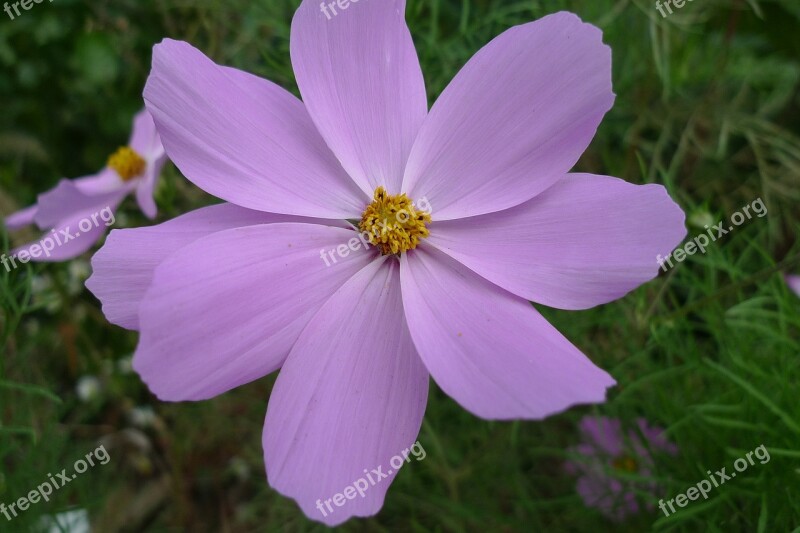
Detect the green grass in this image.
<box><xmin>1</xmin><ymin>0</ymin><xmax>799</xmax><ymax>531</ymax></box>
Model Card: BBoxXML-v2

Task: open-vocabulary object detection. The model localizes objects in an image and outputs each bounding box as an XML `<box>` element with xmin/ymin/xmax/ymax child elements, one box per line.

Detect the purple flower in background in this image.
<box><xmin>566</xmin><ymin>416</ymin><xmax>678</xmax><ymax>520</ymax></box>
<box><xmin>87</xmin><ymin>2</ymin><xmax>685</xmax><ymax>526</ymax></box>
<box><xmin>786</xmin><ymin>275</ymin><xmax>800</xmax><ymax>296</ymax></box>
<box><xmin>3</xmin><ymin>110</ymin><xmax>166</xmax><ymax>262</ymax></box>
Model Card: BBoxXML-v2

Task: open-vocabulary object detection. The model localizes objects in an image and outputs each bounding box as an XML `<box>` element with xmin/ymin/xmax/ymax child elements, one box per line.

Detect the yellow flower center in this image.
<box><xmin>611</xmin><ymin>455</ymin><xmax>638</xmax><ymax>473</ymax></box>
<box><xmin>359</xmin><ymin>187</ymin><xmax>431</xmax><ymax>255</ymax></box>
<box><xmin>107</xmin><ymin>146</ymin><xmax>146</xmax><ymax>181</ymax></box>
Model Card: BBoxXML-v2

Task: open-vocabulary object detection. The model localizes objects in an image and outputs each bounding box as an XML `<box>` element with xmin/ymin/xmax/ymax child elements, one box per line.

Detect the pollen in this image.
<box><xmin>107</xmin><ymin>146</ymin><xmax>146</xmax><ymax>181</ymax></box>
<box><xmin>359</xmin><ymin>187</ymin><xmax>432</xmax><ymax>255</ymax></box>
<box><xmin>611</xmin><ymin>455</ymin><xmax>638</xmax><ymax>473</ymax></box>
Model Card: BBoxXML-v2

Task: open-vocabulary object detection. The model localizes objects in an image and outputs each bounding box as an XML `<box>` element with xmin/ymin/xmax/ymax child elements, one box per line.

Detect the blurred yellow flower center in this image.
<box><xmin>108</xmin><ymin>146</ymin><xmax>146</xmax><ymax>181</ymax></box>
<box><xmin>359</xmin><ymin>187</ymin><xmax>431</xmax><ymax>255</ymax></box>
<box><xmin>611</xmin><ymin>455</ymin><xmax>638</xmax><ymax>473</ymax></box>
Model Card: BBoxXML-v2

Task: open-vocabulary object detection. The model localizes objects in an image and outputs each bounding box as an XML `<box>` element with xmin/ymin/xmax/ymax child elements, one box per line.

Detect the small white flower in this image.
<box><xmin>76</xmin><ymin>376</ymin><xmax>102</xmax><ymax>402</ymax></box>
<box><xmin>228</xmin><ymin>456</ymin><xmax>251</xmax><ymax>482</ymax></box>
<box><xmin>128</xmin><ymin>406</ymin><xmax>157</xmax><ymax>428</ymax></box>
<box><xmin>116</xmin><ymin>355</ymin><xmax>134</xmax><ymax>375</ymax></box>
<box><xmin>38</xmin><ymin>508</ymin><xmax>90</xmax><ymax>533</ymax></box>
<box><xmin>688</xmin><ymin>210</ymin><xmax>714</xmax><ymax>229</ymax></box>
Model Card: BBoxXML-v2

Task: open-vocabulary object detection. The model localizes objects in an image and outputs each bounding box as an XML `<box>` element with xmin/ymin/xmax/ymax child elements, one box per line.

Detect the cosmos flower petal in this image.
<box><xmin>33</xmin><ymin>175</ymin><xmax>134</xmax><ymax>230</ymax></box>
<box><xmin>633</xmin><ymin>418</ymin><xmax>678</xmax><ymax>456</ymax></box>
<box><xmin>403</xmin><ymin>12</ymin><xmax>615</xmax><ymax>220</ymax></box>
<box><xmin>7</xmin><ymin>169</ymin><xmax>124</xmax><ymax>234</ymax></box>
<box><xmin>291</xmin><ymin>0</ymin><xmax>427</xmax><ymax>194</ymax></box>
<box><xmin>87</xmin><ymin>203</ymin><xmax>345</xmax><ymax>330</ymax></box>
<box><xmin>577</xmin><ymin>476</ymin><xmax>637</xmax><ymax>521</ymax></box>
<box><xmin>426</xmin><ymin>174</ymin><xmax>687</xmax><ymax>310</ymax></box>
<box><xmin>4</xmin><ymin>205</ymin><xmax>38</xmax><ymax>230</ymax></box>
<box><xmin>127</xmin><ymin>109</ymin><xmax>167</xmax><ymax>219</ymax></box>
<box><xmin>400</xmin><ymin>245</ymin><xmax>615</xmax><ymax>420</ymax></box>
<box><xmin>265</xmin><ymin>258</ymin><xmax>428</xmax><ymax>526</ymax></box>
<box><xmin>12</xmin><ymin>196</ymin><xmax>126</xmax><ymax>262</ymax></box>
<box><xmin>134</xmin><ymin>174</ymin><xmax>158</xmax><ymax>219</ymax></box>
<box><xmin>578</xmin><ymin>416</ymin><xmax>624</xmax><ymax>456</ymax></box>
<box><xmin>134</xmin><ymin>152</ymin><xmax>168</xmax><ymax>220</ymax></box>
<box><xmin>128</xmin><ymin>109</ymin><xmax>165</xmax><ymax>159</ymax></box>
<box><xmin>134</xmin><ymin>223</ymin><xmax>375</xmax><ymax>401</ymax></box>
<box><xmin>144</xmin><ymin>39</ymin><xmax>367</xmax><ymax>218</ymax></box>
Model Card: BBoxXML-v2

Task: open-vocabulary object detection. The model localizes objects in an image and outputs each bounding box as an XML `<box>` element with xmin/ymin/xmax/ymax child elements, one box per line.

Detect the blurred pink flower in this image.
<box><xmin>786</xmin><ymin>274</ymin><xmax>800</xmax><ymax>296</ymax></box>
<box><xmin>566</xmin><ymin>416</ymin><xmax>678</xmax><ymax>521</ymax></box>
<box><xmin>4</xmin><ymin>110</ymin><xmax>166</xmax><ymax>261</ymax></box>
<box><xmin>87</xmin><ymin>3</ymin><xmax>685</xmax><ymax>526</ymax></box>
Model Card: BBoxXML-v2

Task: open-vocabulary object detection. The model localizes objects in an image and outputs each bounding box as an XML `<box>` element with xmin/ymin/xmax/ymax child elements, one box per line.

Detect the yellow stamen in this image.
<box><xmin>107</xmin><ymin>146</ymin><xmax>146</xmax><ymax>181</ymax></box>
<box><xmin>359</xmin><ymin>187</ymin><xmax>431</xmax><ymax>255</ymax></box>
<box><xmin>611</xmin><ymin>455</ymin><xmax>638</xmax><ymax>473</ymax></box>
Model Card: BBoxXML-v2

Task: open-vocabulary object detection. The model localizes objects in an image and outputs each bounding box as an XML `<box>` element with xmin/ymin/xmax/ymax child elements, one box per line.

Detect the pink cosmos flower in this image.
<box><xmin>565</xmin><ymin>416</ymin><xmax>678</xmax><ymax>521</ymax></box>
<box><xmin>86</xmin><ymin>3</ymin><xmax>686</xmax><ymax>525</ymax></box>
<box><xmin>3</xmin><ymin>110</ymin><xmax>166</xmax><ymax>262</ymax></box>
<box><xmin>786</xmin><ymin>275</ymin><xmax>800</xmax><ymax>296</ymax></box>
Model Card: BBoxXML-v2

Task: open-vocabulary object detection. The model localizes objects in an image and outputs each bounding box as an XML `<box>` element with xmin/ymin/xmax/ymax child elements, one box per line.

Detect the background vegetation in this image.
<box><xmin>1</xmin><ymin>0</ymin><xmax>799</xmax><ymax>531</ymax></box>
